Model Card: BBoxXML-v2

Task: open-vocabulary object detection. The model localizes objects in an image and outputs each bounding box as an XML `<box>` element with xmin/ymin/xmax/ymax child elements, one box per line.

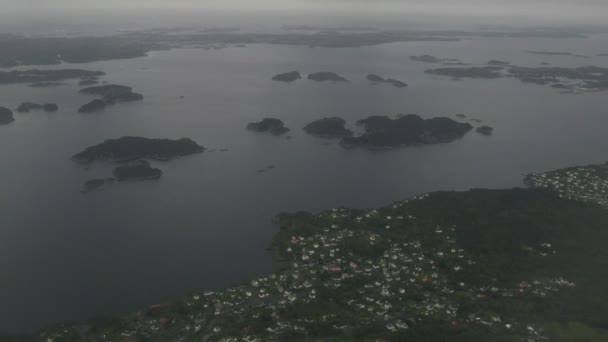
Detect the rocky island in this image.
<box><xmin>272</xmin><ymin>71</ymin><xmax>302</xmax><ymax>83</ymax></box>
<box><xmin>113</xmin><ymin>160</ymin><xmax>163</xmax><ymax>181</ymax></box>
<box><xmin>476</xmin><ymin>125</ymin><xmax>494</xmax><ymax>136</ymax></box>
<box><xmin>247</xmin><ymin>118</ymin><xmax>290</xmax><ymax>135</ymax></box>
<box><xmin>341</xmin><ymin>114</ymin><xmax>473</xmax><ymax>148</ymax></box>
<box><xmin>38</xmin><ymin>186</ymin><xmax>608</xmax><ymax>342</ymax></box>
<box><xmin>307</xmin><ymin>72</ymin><xmax>348</xmax><ymax>82</ymax></box>
<box><xmin>16</xmin><ymin>102</ymin><xmax>59</xmax><ymax>113</ymax></box>
<box><xmin>72</xmin><ymin>136</ymin><xmax>205</xmax><ymax>163</ymax></box>
<box><xmin>367</xmin><ymin>74</ymin><xmax>407</xmax><ymax>88</ymax></box>
<box><xmin>0</xmin><ymin>106</ymin><xmax>14</xmax><ymax>124</ymax></box>
<box><xmin>303</xmin><ymin>117</ymin><xmax>353</xmax><ymax>138</ymax></box>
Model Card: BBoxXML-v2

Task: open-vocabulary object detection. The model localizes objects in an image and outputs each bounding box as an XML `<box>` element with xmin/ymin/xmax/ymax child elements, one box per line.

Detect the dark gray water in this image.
<box><xmin>2</xmin><ymin>21</ymin><xmax>608</xmax><ymax>332</ymax></box>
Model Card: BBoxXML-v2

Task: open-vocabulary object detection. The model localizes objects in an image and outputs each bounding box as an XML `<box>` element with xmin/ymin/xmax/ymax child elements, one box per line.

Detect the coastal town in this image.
<box><xmin>525</xmin><ymin>162</ymin><xmax>608</xmax><ymax>206</ymax></box>
<box><xmin>41</xmin><ymin>188</ymin><xmax>599</xmax><ymax>342</ymax></box>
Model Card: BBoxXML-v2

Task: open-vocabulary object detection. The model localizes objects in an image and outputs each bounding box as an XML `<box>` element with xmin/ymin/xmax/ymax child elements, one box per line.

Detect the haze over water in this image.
<box><xmin>1</xmin><ymin>8</ymin><xmax>608</xmax><ymax>333</ymax></box>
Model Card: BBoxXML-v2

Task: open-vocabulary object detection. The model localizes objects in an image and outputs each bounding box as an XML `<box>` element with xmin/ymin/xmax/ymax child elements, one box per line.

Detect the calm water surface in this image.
<box><xmin>1</xmin><ymin>30</ymin><xmax>608</xmax><ymax>332</ymax></box>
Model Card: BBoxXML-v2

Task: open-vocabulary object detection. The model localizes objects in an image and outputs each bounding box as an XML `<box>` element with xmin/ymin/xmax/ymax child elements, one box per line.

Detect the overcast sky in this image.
<box><xmin>1</xmin><ymin>0</ymin><xmax>606</xmax><ymax>23</ymax></box>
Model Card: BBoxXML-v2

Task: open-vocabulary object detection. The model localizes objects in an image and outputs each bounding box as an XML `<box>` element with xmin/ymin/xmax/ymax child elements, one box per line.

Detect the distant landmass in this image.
<box><xmin>476</xmin><ymin>125</ymin><xmax>494</xmax><ymax>136</ymax></box>
<box><xmin>341</xmin><ymin>114</ymin><xmax>473</xmax><ymax>148</ymax></box>
<box><xmin>425</xmin><ymin>64</ymin><xmax>608</xmax><ymax>93</ymax></box>
<box><xmin>16</xmin><ymin>102</ymin><xmax>59</xmax><ymax>113</ymax></box>
<box><xmin>307</xmin><ymin>72</ymin><xmax>348</xmax><ymax>82</ymax></box>
<box><xmin>366</xmin><ymin>74</ymin><xmax>407</xmax><ymax>88</ymax></box>
<box><xmin>526</xmin><ymin>50</ymin><xmax>590</xmax><ymax>58</ymax></box>
<box><xmin>0</xmin><ymin>29</ymin><xmax>588</xmax><ymax>67</ymax></box>
<box><xmin>113</xmin><ymin>160</ymin><xmax>163</xmax><ymax>181</ymax></box>
<box><xmin>247</xmin><ymin>118</ymin><xmax>290</xmax><ymax>136</ymax></box>
<box><xmin>303</xmin><ymin>117</ymin><xmax>353</xmax><ymax>138</ymax></box>
<box><xmin>0</xmin><ymin>106</ymin><xmax>14</xmax><ymax>124</ymax></box>
<box><xmin>272</xmin><ymin>71</ymin><xmax>302</xmax><ymax>83</ymax></box>
<box><xmin>410</xmin><ymin>55</ymin><xmax>465</xmax><ymax>65</ymax></box>
<box><xmin>0</xmin><ymin>69</ymin><xmax>104</xmax><ymax>84</ymax></box>
<box><xmin>78</xmin><ymin>99</ymin><xmax>106</xmax><ymax>113</ymax></box>
<box><xmin>425</xmin><ymin>66</ymin><xmax>504</xmax><ymax>79</ymax></box>
<box><xmin>487</xmin><ymin>60</ymin><xmax>510</xmax><ymax>66</ymax></box>
<box><xmin>79</xmin><ymin>84</ymin><xmax>144</xmax><ymax>103</ymax></box>
<box><xmin>81</xmin><ymin>178</ymin><xmax>115</xmax><ymax>193</ymax></box>
<box><xmin>72</xmin><ymin>136</ymin><xmax>205</xmax><ymax>163</ymax></box>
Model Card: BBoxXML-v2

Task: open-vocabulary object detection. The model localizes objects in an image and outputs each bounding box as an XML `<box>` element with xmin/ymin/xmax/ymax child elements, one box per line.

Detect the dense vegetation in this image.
<box><xmin>307</xmin><ymin>72</ymin><xmax>348</xmax><ymax>82</ymax></box>
<box><xmin>0</xmin><ymin>106</ymin><xmax>15</xmax><ymax>124</ymax></box>
<box><xmin>37</xmin><ymin>188</ymin><xmax>608</xmax><ymax>341</ymax></box>
<box><xmin>0</xmin><ymin>69</ymin><xmax>104</xmax><ymax>85</ymax></box>
<box><xmin>272</xmin><ymin>71</ymin><xmax>302</xmax><ymax>83</ymax></box>
<box><xmin>303</xmin><ymin>117</ymin><xmax>353</xmax><ymax>138</ymax></box>
<box><xmin>113</xmin><ymin>160</ymin><xmax>163</xmax><ymax>181</ymax></box>
<box><xmin>341</xmin><ymin>114</ymin><xmax>473</xmax><ymax>148</ymax></box>
<box><xmin>72</xmin><ymin>136</ymin><xmax>205</xmax><ymax>163</ymax></box>
<box><xmin>247</xmin><ymin>118</ymin><xmax>290</xmax><ymax>135</ymax></box>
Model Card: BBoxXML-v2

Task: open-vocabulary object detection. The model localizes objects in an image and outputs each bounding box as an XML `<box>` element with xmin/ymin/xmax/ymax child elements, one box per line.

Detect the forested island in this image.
<box><xmin>79</xmin><ymin>84</ymin><xmax>144</xmax><ymax>103</ymax></box>
<box><xmin>367</xmin><ymin>74</ymin><xmax>408</xmax><ymax>88</ymax></box>
<box><xmin>341</xmin><ymin>114</ymin><xmax>473</xmax><ymax>148</ymax></box>
<box><xmin>272</xmin><ymin>71</ymin><xmax>302</xmax><ymax>83</ymax></box>
<box><xmin>0</xmin><ymin>106</ymin><xmax>14</xmax><ymax>124</ymax></box>
<box><xmin>78</xmin><ymin>99</ymin><xmax>106</xmax><ymax>113</ymax></box>
<box><xmin>425</xmin><ymin>64</ymin><xmax>608</xmax><ymax>93</ymax></box>
<box><xmin>476</xmin><ymin>125</ymin><xmax>494</xmax><ymax>136</ymax></box>
<box><xmin>72</xmin><ymin>136</ymin><xmax>205</xmax><ymax>163</ymax></box>
<box><xmin>307</xmin><ymin>72</ymin><xmax>348</xmax><ymax>82</ymax></box>
<box><xmin>247</xmin><ymin>118</ymin><xmax>290</xmax><ymax>135</ymax></box>
<box><xmin>303</xmin><ymin>117</ymin><xmax>353</xmax><ymax>138</ymax></box>
<box><xmin>38</xmin><ymin>186</ymin><xmax>608</xmax><ymax>341</ymax></box>
<box><xmin>81</xmin><ymin>178</ymin><xmax>115</xmax><ymax>193</ymax></box>
<box><xmin>0</xmin><ymin>69</ymin><xmax>104</xmax><ymax>84</ymax></box>
<box><xmin>0</xmin><ymin>28</ymin><xmax>590</xmax><ymax>68</ymax></box>
<box><xmin>113</xmin><ymin>160</ymin><xmax>163</xmax><ymax>181</ymax></box>
<box><xmin>16</xmin><ymin>102</ymin><xmax>59</xmax><ymax>113</ymax></box>
<box><xmin>410</xmin><ymin>55</ymin><xmax>465</xmax><ymax>65</ymax></box>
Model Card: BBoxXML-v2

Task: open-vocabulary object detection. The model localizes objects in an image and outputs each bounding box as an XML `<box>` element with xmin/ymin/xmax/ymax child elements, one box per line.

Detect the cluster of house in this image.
<box><xmin>526</xmin><ymin>164</ymin><xmax>608</xmax><ymax>206</ymax></box>
<box><xmin>42</xmin><ymin>195</ymin><xmax>576</xmax><ymax>342</ymax></box>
